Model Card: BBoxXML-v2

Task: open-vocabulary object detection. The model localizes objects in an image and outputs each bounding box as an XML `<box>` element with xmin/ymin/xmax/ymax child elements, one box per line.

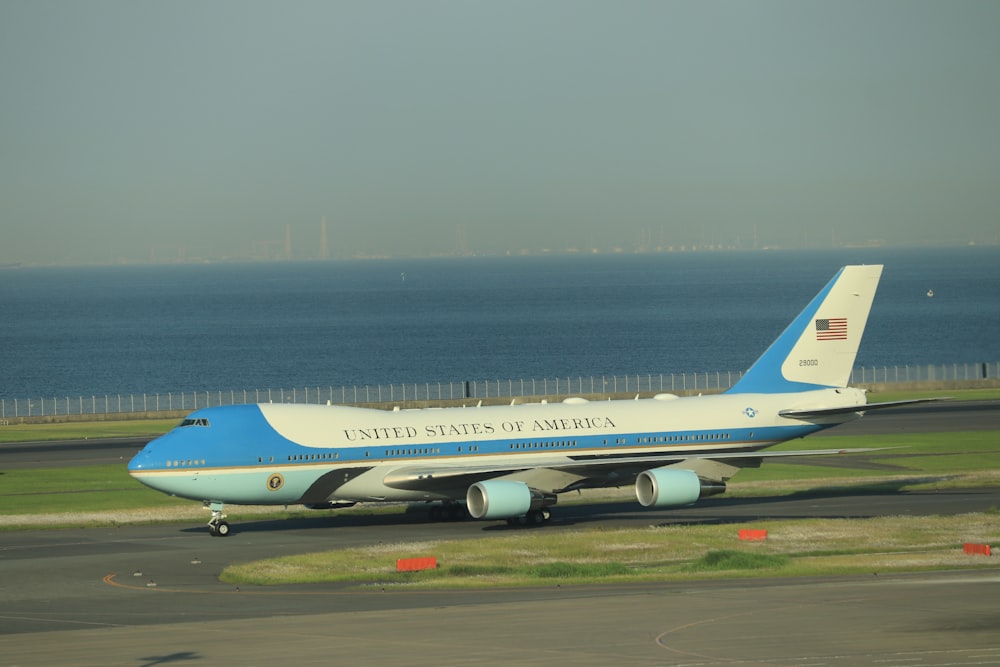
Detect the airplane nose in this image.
<box><xmin>127</xmin><ymin>449</ymin><xmax>146</xmax><ymax>472</ymax></box>
<box><xmin>128</xmin><ymin>439</ymin><xmax>157</xmax><ymax>473</ymax></box>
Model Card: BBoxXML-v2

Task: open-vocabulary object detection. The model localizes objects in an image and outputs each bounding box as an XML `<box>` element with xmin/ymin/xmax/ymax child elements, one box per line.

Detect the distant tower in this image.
<box><xmin>285</xmin><ymin>224</ymin><xmax>293</xmax><ymax>260</ymax></box>
<box><xmin>320</xmin><ymin>216</ymin><xmax>330</xmax><ymax>260</ymax></box>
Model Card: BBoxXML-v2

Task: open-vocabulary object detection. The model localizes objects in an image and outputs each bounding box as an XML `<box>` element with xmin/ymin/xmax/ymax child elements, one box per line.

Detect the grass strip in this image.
<box><xmin>219</xmin><ymin>512</ymin><xmax>1000</xmax><ymax>588</ymax></box>
<box><xmin>0</xmin><ymin>464</ymin><xmax>194</xmax><ymax>516</ymax></box>
<box><xmin>867</xmin><ymin>388</ymin><xmax>1000</xmax><ymax>402</ymax></box>
<box><xmin>0</xmin><ymin>419</ymin><xmax>176</xmax><ymax>443</ymax></box>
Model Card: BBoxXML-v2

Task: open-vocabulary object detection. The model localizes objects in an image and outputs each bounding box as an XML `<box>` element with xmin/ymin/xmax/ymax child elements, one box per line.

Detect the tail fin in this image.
<box><xmin>726</xmin><ymin>264</ymin><xmax>883</xmax><ymax>394</ymax></box>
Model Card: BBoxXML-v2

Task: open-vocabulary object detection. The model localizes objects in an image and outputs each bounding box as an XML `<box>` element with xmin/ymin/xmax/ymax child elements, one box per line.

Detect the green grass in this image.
<box><xmin>219</xmin><ymin>513</ymin><xmax>1000</xmax><ymax>587</ymax></box>
<box><xmin>526</xmin><ymin>561</ymin><xmax>632</xmax><ymax>578</ymax></box>
<box><xmin>867</xmin><ymin>388</ymin><xmax>1000</xmax><ymax>402</ymax></box>
<box><xmin>4</xmin><ymin>464</ymin><xmax>139</xmax><ymax>498</ymax></box>
<box><xmin>0</xmin><ymin>465</ymin><xmax>193</xmax><ymax>515</ymax></box>
<box><xmin>687</xmin><ymin>550</ymin><xmax>789</xmax><ymax>571</ymax></box>
<box><xmin>731</xmin><ymin>431</ymin><xmax>1000</xmax><ymax>492</ymax></box>
<box><xmin>0</xmin><ymin>419</ymin><xmax>176</xmax><ymax>443</ymax></box>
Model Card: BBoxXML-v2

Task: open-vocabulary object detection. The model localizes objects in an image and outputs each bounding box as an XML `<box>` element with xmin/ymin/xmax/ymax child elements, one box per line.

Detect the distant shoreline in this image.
<box><xmin>3</xmin><ymin>241</ymin><xmax>998</xmax><ymax>269</ymax></box>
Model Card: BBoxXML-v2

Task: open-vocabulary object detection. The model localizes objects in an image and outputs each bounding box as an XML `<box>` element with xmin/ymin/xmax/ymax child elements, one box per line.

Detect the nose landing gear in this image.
<box><xmin>205</xmin><ymin>501</ymin><xmax>230</xmax><ymax>537</ymax></box>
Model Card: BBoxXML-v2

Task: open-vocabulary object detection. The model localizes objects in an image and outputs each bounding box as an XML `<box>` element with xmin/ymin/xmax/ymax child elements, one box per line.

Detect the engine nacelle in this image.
<box><xmin>635</xmin><ymin>467</ymin><xmax>710</xmax><ymax>508</ymax></box>
<box><xmin>466</xmin><ymin>480</ymin><xmax>533</xmax><ymax>519</ymax></box>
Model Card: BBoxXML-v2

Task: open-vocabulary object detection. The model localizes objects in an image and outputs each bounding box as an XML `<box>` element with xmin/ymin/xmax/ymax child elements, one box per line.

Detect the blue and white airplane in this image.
<box><xmin>129</xmin><ymin>264</ymin><xmax>927</xmax><ymax>536</ymax></box>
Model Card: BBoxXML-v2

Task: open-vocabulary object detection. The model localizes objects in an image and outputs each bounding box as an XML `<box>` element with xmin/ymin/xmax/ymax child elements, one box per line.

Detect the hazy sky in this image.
<box><xmin>2</xmin><ymin>1</ymin><xmax>999</xmax><ymax>263</ymax></box>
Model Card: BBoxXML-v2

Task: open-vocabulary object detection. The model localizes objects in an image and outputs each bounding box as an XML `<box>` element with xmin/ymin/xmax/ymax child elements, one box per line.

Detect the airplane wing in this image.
<box><xmin>381</xmin><ymin>446</ymin><xmax>887</xmax><ymax>493</ymax></box>
<box><xmin>779</xmin><ymin>397</ymin><xmax>948</xmax><ymax>419</ymax></box>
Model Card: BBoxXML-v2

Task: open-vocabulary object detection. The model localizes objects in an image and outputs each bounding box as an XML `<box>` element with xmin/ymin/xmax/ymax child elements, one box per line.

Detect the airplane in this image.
<box><xmin>128</xmin><ymin>264</ymin><xmax>934</xmax><ymax>536</ymax></box>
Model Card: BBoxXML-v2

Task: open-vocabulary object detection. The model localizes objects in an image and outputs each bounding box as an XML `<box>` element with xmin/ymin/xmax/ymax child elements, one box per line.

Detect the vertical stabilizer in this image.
<box><xmin>726</xmin><ymin>264</ymin><xmax>883</xmax><ymax>394</ymax></box>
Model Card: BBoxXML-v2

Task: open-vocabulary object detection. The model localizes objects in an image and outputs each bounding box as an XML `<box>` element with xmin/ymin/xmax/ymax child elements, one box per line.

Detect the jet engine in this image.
<box><xmin>467</xmin><ymin>480</ymin><xmax>555</xmax><ymax>520</ymax></box>
<box><xmin>635</xmin><ymin>467</ymin><xmax>725</xmax><ymax>508</ymax></box>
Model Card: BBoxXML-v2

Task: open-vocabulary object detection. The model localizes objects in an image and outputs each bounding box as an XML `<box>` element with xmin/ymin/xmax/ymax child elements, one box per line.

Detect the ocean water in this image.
<box><xmin>1</xmin><ymin>246</ymin><xmax>997</xmax><ymax>400</ymax></box>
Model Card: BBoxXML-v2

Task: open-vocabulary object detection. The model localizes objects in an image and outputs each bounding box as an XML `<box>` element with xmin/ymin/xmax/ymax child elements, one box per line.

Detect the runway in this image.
<box><xmin>2</xmin><ymin>485</ymin><xmax>999</xmax><ymax>666</ymax></box>
<box><xmin>1</xmin><ymin>400</ymin><xmax>999</xmax><ymax>665</ymax></box>
<box><xmin>6</xmin><ymin>574</ymin><xmax>1000</xmax><ymax>667</ymax></box>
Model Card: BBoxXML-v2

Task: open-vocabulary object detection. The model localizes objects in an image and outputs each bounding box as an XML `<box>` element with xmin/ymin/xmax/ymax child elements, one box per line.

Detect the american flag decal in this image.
<box><xmin>815</xmin><ymin>317</ymin><xmax>848</xmax><ymax>341</ymax></box>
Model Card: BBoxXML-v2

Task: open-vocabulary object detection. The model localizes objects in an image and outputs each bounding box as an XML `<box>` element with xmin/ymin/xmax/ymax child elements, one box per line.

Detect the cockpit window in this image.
<box><xmin>179</xmin><ymin>418</ymin><xmax>210</xmax><ymax>427</ymax></box>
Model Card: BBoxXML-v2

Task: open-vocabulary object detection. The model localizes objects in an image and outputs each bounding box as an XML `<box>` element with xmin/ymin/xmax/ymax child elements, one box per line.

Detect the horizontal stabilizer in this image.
<box><xmin>780</xmin><ymin>397</ymin><xmax>949</xmax><ymax>419</ymax></box>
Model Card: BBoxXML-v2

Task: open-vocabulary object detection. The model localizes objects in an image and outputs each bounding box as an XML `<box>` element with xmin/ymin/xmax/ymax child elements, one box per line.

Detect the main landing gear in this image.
<box><xmin>423</xmin><ymin>502</ymin><xmax>551</xmax><ymax>525</ymax></box>
<box><xmin>506</xmin><ymin>509</ymin><xmax>551</xmax><ymax>527</ymax></box>
<box><xmin>206</xmin><ymin>501</ymin><xmax>230</xmax><ymax>537</ymax></box>
<box><xmin>427</xmin><ymin>502</ymin><xmax>470</xmax><ymax>522</ymax></box>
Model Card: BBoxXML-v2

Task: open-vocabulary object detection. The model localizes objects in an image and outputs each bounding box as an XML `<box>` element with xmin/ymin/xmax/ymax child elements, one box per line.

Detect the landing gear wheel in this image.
<box><xmin>528</xmin><ymin>509</ymin><xmax>546</xmax><ymax>525</ymax></box>
<box><xmin>506</xmin><ymin>510</ymin><xmax>552</xmax><ymax>527</ymax></box>
<box><xmin>206</xmin><ymin>501</ymin><xmax>229</xmax><ymax>537</ymax></box>
<box><xmin>428</xmin><ymin>503</ymin><xmax>468</xmax><ymax>522</ymax></box>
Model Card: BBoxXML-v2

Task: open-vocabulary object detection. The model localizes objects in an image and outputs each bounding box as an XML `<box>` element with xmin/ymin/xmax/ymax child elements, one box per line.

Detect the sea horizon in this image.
<box><xmin>2</xmin><ymin>245</ymin><xmax>997</xmax><ymax>400</ymax></box>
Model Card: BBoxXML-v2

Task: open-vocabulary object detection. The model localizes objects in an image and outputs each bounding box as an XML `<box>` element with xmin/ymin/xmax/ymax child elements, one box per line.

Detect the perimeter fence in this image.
<box><xmin>2</xmin><ymin>361</ymin><xmax>997</xmax><ymax>420</ymax></box>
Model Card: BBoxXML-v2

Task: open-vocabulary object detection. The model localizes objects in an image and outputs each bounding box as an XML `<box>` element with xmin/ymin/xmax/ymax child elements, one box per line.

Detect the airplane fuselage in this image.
<box><xmin>129</xmin><ymin>387</ymin><xmax>867</xmax><ymax>506</ymax></box>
